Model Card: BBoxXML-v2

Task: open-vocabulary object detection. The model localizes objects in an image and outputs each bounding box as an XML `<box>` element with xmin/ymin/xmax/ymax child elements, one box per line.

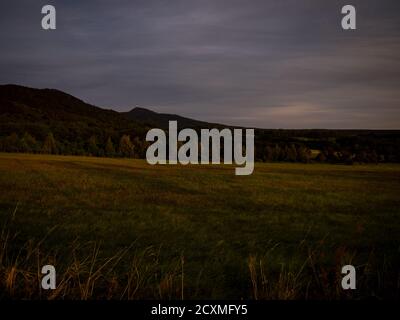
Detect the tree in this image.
<box><xmin>326</xmin><ymin>147</ymin><xmax>339</xmax><ymax>163</ymax></box>
<box><xmin>19</xmin><ymin>132</ymin><xmax>38</xmax><ymax>153</ymax></box>
<box><xmin>368</xmin><ymin>150</ymin><xmax>378</xmax><ymax>164</ymax></box>
<box><xmin>42</xmin><ymin>132</ymin><xmax>58</xmax><ymax>154</ymax></box>
<box><xmin>297</xmin><ymin>145</ymin><xmax>312</xmax><ymax>163</ymax></box>
<box><xmin>285</xmin><ymin>144</ymin><xmax>297</xmax><ymax>162</ymax></box>
<box><xmin>119</xmin><ymin>135</ymin><xmax>134</xmax><ymax>157</ymax></box>
<box><xmin>273</xmin><ymin>144</ymin><xmax>282</xmax><ymax>161</ymax></box>
<box><xmin>338</xmin><ymin>149</ymin><xmax>354</xmax><ymax>165</ymax></box>
<box><xmin>105</xmin><ymin>137</ymin><xmax>115</xmax><ymax>157</ymax></box>
<box><xmin>315</xmin><ymin>151</ymin><xmax>327</xmax><ymax>162</ymax></box>
<box><xmin>264</xmin><ymin>145</ymin><xmax>274</xmax><ymax>162</ymax></box>
<box><xmin>87</xmin><ymin>135</ymin><xmax>99</xmax><ymax>156</ymax></box>
<box><xmin>133</xmin><ymin>137</ymin><xmax>146</xmax><ymax>158</ymax></box>
<box><xmin>1</xmin><ymin>133</ymin><xmax>19</xmax><ymax>152</ymax></box>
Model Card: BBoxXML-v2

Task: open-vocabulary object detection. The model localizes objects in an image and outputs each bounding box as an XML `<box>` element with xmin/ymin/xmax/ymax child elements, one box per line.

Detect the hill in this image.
<box><xmin>121</xmin><ymin>107</ymin><xmax>221</xmax><ymax>129</ymax></box>
<box><xmin>0</xmin><ymin>84</ymin><xmax>147</xmax><ymax>135</ymax></box>
<box><xmin>0</xmin><ymin>84</ymin><xmax>152</xmax><ymax>156</ymax></box>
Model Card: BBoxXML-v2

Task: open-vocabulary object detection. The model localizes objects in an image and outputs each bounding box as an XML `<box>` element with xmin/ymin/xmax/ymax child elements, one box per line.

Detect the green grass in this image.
<box><xmin>0</xmin><ymin>153</ymin><xmax>399</xmax><ymax>299</ymax></box>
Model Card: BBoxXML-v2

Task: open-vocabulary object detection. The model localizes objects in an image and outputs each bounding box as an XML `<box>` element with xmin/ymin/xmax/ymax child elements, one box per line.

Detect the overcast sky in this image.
<box><xmin>0</xmin><ymin>0</ymin><xmax>399</xmax><ymax>129</ymax></box>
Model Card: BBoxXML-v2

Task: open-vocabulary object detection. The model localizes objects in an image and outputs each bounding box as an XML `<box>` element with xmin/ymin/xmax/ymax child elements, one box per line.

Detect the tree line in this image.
<box><xmin>1</xmin><ymin>131</ymin><xmax>399</xmax><ymax>164</ymax></box>
<box><xmin>0</xmin><ymin>132</ymin><xmax>148</xmax><ymax>158</ymax></box>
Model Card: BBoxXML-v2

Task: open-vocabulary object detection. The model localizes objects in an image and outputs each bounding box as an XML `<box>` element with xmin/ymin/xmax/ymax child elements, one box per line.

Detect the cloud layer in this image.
<box><xmin>0</xmin><ymin>0</ymin><xmax>399</xmax><ymax>128</ymax></box>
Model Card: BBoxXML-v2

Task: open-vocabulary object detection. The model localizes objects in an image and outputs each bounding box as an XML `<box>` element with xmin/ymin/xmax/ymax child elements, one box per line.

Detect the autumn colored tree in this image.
<box><xmin>119</xmin><ymin>135</ymin><xmax>134</xmax><ymax>157</ymax></box>
<box><xmin>19</xmin><ymin>132</ymin><xmax>38</xmax><ymax>153</ymax></box>
<box><xmin>42</xmin><ymin>132</ymin><xmax>58</xmax><ymax>154</ymax></box>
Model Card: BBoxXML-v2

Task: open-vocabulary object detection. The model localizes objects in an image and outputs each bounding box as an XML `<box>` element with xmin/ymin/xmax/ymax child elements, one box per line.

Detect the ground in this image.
<box><xmin>0</xmin><ymin>153</ymin><xmax>399</xmax><ymax>299</ymax></box>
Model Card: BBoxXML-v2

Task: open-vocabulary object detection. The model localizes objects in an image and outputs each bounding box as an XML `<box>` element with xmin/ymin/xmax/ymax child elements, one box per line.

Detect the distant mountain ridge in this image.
<box><xmin>121</xmin><ymin>107</ymin><xmax>223</xmax><ymax>129</ymax></box>
<box><xmin>0</xmin><ymin>84</ymin><xmax>135</xmax><ymax>124</ymax></box>
<box><xmin>0</xmin><ymin>84</ymin><xmax>223</xmax><ymax>130</ymax></box>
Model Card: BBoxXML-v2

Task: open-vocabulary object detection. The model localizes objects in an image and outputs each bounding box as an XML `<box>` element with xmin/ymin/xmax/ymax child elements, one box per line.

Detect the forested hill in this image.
<box><xmin>0</xmin><ymin>84</ymin><xmax>148</xmax><ymax>136</ymax></box>
<box><xmin>1</xmin><ymin>84</ymin><xmax>400</xmax><ymax>163</ymax></box>
<box><xmin>0</xmin><ymin>84</ymin><xmax>151</xmax><ymax>157</ymax></box>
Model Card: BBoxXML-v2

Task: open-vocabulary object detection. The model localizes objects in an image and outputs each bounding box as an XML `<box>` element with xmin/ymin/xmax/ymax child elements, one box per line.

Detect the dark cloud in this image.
<box><xmin>0</xmin><ymin>0</ymin><xmax>399</xmax><ymax>128</ymax></box>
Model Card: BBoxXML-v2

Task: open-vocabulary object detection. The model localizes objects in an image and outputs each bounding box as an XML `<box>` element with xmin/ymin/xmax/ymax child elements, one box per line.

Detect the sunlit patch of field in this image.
<box><xmin>0</xmin><ymin>153</ymin><xmax>399</xmax><ymax>299</ymax></box>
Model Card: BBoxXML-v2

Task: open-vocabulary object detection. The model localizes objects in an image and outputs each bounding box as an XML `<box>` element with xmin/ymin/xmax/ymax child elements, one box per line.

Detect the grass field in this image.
<box><xmin>0</xmin><ymin>153</ymin><xmax>399</xmax><ymax>299</ymax></box>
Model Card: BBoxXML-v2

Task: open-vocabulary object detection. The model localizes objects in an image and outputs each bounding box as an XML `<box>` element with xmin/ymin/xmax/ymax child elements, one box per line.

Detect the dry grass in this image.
<box><xmin>248</xmin><ymin>242</ymin><xmax>400</xmax><ymax>300</ymax></box>
<box><xmin>2</xmin><ymin>216</ymin><xmax>399</xmax><ymax>300</ymax></box>
<box><xmin>0</xmin><ymin>218</ymin><xmax>185</xmax><ymax>300</ymax></box>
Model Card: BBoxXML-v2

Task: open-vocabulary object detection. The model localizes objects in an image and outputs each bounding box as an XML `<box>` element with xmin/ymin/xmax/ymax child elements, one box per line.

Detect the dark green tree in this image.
<box><xmin>2</xmin><ymin>133</ymin><xmax>19</xmax><ymax>152</ymax></box>
<box><xmin>285</xmin><ymin>144</ymin><xmax>297</xmax><ymax>162</ymax></box>
<box><xmin>264</xmin><ymin>145</ymin><xmax>274</xmax><ymax>162</ymax></box>
<box><xmin>105</xmin><ymin>137</ymin><xmax>116</xmax><ymax>157</ymax></box>
<box><xmin>88</xmin><ymin>135</ymin><xmax>99</xmax><ymax>156</ymax></box>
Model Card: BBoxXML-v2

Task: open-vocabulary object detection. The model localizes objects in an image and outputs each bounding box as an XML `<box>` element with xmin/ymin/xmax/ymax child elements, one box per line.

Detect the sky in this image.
<box><xmin>0</xmin><ymin>0</ymin><xmax>399</xmax><ymax>129</ymax></box>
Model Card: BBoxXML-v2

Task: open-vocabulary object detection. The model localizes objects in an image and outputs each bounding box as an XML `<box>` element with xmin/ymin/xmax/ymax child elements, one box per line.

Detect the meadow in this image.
<box><xmin>0</xmin><ymin>153</ymin><xmax>399</xmax><ymax>299</ymax></box>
